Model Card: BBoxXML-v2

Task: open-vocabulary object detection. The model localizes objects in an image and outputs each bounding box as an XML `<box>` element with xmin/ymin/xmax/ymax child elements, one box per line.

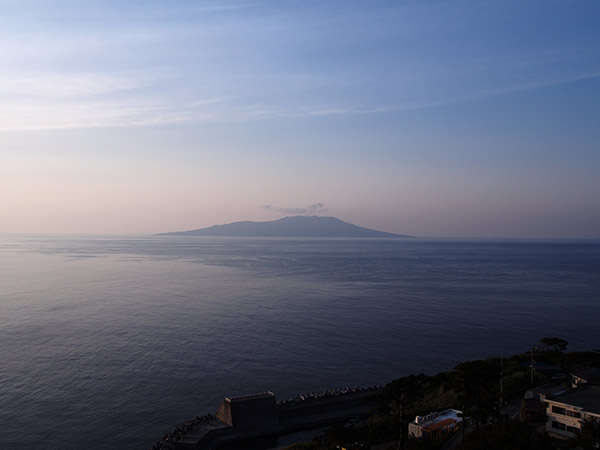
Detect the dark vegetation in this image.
<box><xmin>455</xmin><ymin>417</ymin><xmax>600</xmax><ymax>450</ymax></box>
<box><xmin>283</xmin><ymin>338</ymin><xmax>600</xmax><ymax>450</ymax></box>
<box><xmin>454</xmin><ymin>419</ymin><xmax>556</xmax><ymax>450</ymax></box>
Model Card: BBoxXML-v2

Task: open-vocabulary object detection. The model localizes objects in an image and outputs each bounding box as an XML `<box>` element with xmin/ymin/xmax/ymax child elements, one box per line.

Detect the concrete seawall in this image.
<box><xmin>156</xmin><ymin>388</ymin><xmax>380</xmax><ymax>450</ymax></box>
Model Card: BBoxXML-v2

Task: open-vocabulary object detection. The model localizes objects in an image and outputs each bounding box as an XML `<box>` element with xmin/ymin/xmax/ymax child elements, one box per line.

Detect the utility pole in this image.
<box><xmin>530</xmin><ymin>348</ymin><xmax>535</xmax><ymax>385</ymax></box>
<box><xmin>500</xmin><ymin>356</ymin><xmax>504</xmax><ymax>407</ymax></box>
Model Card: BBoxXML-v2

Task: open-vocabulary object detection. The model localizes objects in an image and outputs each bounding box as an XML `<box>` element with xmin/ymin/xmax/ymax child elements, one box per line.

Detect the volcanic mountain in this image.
<box><xmin>158</xmin><ymin>216</ymin><xmax>410</xmax><ymax>238</ymax></box>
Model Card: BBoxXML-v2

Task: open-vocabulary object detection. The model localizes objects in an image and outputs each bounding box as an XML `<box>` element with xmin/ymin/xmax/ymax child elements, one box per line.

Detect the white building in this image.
<box><xmin>408</xmin><ymin>409</ymin><xmax>462</xmax><ymax>439</ymax></box>
<box><xmin>545</xmin><ymin>386</ymin><xmax>600</xmax><ymax>438</ymax></box>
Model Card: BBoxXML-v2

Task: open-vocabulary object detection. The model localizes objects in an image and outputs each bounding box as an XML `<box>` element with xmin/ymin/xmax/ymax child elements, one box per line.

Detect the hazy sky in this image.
<box><xmin>2</xmin><ymin>0</ymin><xmax>599</xmax><ymax>237</ymax></box>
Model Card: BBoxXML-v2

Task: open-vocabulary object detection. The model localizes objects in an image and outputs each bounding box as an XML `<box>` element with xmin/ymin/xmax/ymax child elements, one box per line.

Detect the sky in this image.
<box><xmin>1</xmin><ymin>0</ymin><xmax>599</xmax><ymax>238</ymax></box>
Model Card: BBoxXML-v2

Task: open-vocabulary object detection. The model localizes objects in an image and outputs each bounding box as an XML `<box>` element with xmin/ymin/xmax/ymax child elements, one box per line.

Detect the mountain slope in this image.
<box><xmin>158</xmin><ymin>216</ymin><xmax>411</xmax><ymax>238</ymax></box>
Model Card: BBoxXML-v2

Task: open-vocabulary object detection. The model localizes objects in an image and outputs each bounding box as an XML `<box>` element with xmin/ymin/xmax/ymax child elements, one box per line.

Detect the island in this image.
<box><xmin>157</xmin><ymin>216</ymin><xmax>411</xmax><ymax>238</ymax></box>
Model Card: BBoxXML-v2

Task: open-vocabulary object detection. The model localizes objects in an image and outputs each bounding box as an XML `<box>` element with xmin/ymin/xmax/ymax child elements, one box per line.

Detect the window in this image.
<box><xmin>552</xmin><ymin>421</ymin><xmax>566</xmax><ymax>430</ymax></box>
<box><xmin>567</xmin><ymin>426</ymin><xmax>579</xmax><ymax>433</ymax></box>
<box><xmin>552</xmin><ymin>406</ymin><xmax>566</xmax><ymax>415</ymax></box>
<box><xmin>566</xmin><ymin>410</ymin><xmax>581</xmax><ymax>418</ymax></box>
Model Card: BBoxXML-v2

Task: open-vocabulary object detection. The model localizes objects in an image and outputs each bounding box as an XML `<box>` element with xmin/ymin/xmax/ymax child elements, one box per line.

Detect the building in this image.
<box><xmin>408</xmin><ymin>409</ymin><xmax>462</xmax><ymax>439</ymax></box>
<box><xmin>521</xmin><ymin>384</ymin><xmax>566</xmax><ymax>423</ymax></box>
<box><xmin>545</xmin><ymin>386</ymin><xmax>600</xmax><ymax>438</ymax></box>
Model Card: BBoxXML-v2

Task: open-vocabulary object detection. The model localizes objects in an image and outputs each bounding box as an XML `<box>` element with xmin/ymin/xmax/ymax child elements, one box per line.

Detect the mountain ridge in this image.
<box><xmin>157</xmin><ymin>216</ymin><xmax>411</xmax><ymax>238</ymax></box>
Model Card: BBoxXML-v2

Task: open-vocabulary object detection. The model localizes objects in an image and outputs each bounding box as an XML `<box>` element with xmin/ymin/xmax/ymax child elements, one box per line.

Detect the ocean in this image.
<box><xmin>1</xmin><ymin>235</ymin><xmax>599</xmax><ymax>450</ymax></box>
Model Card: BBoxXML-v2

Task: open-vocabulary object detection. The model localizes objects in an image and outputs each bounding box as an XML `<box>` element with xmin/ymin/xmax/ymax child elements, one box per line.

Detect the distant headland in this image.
<box><xmin>157</xmin><ymin>216</ymin><xmax>411</xmax><ymax>238</ymax></box>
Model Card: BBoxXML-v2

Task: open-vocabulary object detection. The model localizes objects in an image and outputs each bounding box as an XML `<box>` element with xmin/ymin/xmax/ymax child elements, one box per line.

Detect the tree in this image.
<box><xmin>455</xmin><ymin>419</ymin><xmax>559</xmax><ymax>450</ymax></box>
<box><xmin>536</xmin><ymin>337</ymin><xmax>568</xmax><ymax>354</ymax></box>
<box><xmin>453</xmin><ymin>360</ymin><xmax>499</xmax><ymax>431</ymax></box>
<box><xmin>383</xmin><ymin>374</ymin><xmax>428</xmax><ymax>450</ymax></box>
<box><xmin>570</xmin><ymin>417</ymin><xmax>600</xmax><ymax>450</ymax></box>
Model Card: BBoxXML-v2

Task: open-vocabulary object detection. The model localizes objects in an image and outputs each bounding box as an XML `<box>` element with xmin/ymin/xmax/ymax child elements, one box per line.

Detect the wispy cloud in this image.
<box><xmin>2</xmin><ymin>66</ymin><xmax>599</xmax><ymax>132</ymax></box>
<box><xmin>0</xmin><ymin>99</ymin><xmax>191</xmax><ymax>132</ymax></box>
<box><xmin>263</xmin><ymin>203</ymin><xmax>328</xmax><ymax>216</ymax></box>
<box><xmin>0</xmin><ymin>88</ymin><xmax>398</xmax><ymax>131</ymax></box>
<box><xmin>1</xmin><ymin>0</ymin><xmax>599</xmax><ymax>132</ymax></box>
<box><xmin>409</xmin><ymin>69</ymin><xmax>600</xmax><ymax>113</ymax></box>
<box><xmin>0</xmin><ymin>72</ymin><xmax>141</xmax><ymax>98</ymax></box>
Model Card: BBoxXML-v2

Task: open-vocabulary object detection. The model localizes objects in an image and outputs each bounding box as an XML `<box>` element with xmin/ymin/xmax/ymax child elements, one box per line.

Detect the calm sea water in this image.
<box><xmin>1</xmin><ymin>235</ymin><xmax>599</xmax><ymax>450</ymax></box>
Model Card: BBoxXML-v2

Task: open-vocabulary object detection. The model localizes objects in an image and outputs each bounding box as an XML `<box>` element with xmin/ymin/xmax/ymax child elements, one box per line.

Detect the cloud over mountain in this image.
<box><xmin>263</xmin><ymin>202</ymin><xmax>328</xmax><ymax>216</ymax></box>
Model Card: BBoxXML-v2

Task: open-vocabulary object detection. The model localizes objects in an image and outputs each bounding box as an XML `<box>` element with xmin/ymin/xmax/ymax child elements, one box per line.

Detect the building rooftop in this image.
<box><xmin>422</xmin><ymin>418</ymin><xmax>457</xmax><ymax>432</ymax></box>
<box><xmin>525</xmin><ymin>383</ymin><xmax>566</xmax><ymax>399</ymax></box>
<box><xmin>412</xmin><ymin>409</ymin><xmax>462</xmax><ymax>428</ymax></box>
<box><xmin>549</xmin><ymin>386</ymin><xmax>600</xmax><ymax>415</ymax></box>
<box><xmin>521</xmin><ymin>362</ymin><xmax>561</xmax><ymax>372</ymax></box>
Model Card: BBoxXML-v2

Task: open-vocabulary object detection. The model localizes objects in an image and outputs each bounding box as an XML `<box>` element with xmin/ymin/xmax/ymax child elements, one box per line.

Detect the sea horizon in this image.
<box><xmin>4</xmin><ymin>231</ymin><xmax>600</xmax><ymax>242</ymax></box>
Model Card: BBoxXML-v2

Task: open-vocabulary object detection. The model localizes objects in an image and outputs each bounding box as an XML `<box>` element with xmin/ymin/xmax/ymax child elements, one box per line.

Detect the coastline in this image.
<box><xmin>151</xmin><ymin>387</ymin><xmax>380</xmax><ymax>450</ymax></box>
<box><xmin>151</xmin><ymin>348</ymin><xmax>600</xmax><ymax>450</ymax></box>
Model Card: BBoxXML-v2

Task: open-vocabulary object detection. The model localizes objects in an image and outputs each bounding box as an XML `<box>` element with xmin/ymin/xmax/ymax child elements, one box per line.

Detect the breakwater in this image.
<box><xmin>149</xmin><ymin>415</ymin><xmax>221</xmax><ymax>450</ymax></box>
<box><xmin>150</xmin><ymin>386</ymin><xmax>380</xmax><ymax>450</ymax></box>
